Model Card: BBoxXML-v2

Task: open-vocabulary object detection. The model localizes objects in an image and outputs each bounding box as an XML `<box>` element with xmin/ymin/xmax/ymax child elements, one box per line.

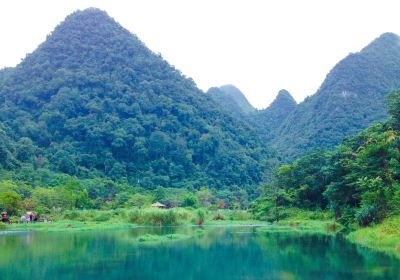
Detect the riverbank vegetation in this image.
<box><xmin>2</xmin><ymin>207</ymin><xmax>260</xmax><ymax>231</ymax></box>
<box><xmin>255</xmin><ymin>92</ymin><xmax>400</xmax><ymax>225</ymax></box>
<box><xmin>249</xmin><ymin>92</ymin><xmax>400</xmax><ymax>257</ymax></box>
<box><xmin>347</xmin><ymin>216</ymin><xmax>400</xmax><ymax>258</ymax></box>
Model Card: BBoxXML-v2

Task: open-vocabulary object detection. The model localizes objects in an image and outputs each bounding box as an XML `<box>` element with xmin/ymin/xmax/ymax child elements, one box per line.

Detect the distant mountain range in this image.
<box><xmin>210</xmin><ymin>32</ymin><xmax>400</xmax><ymax>159</ymax></box>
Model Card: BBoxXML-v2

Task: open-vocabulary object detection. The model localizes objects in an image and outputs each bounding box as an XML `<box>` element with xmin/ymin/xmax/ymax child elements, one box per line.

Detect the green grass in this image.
<box><xmin>205</xmin><ymin>219</ymin><xmax>267</xmax><ymax>226</ymax></box>
<box><xmin>136</xmin><ymin>228</ymin><xmax>206</xmax><ymax>244</ymax></box>
<box><xmin>254</xmin><ymin>208</ymin><xmax>341</xmax><ymax>235</ymax></box>
<box><xmin>4</xmin><ymin>220</ymin><xmax>134</xmax><ymax>232</ymax></box>
<box><xmin>1</xmin><ymin>208</ymin><xmax>263</xmax><ymax>232</ymax></box>
<box><xmin>347</xmin><ymin>215</ymin><xmax>400</xmax><ymax>259</ymax></box>
<box><xmin>136</xmin><ymin>233</ymin><xmax>190</xmax><ymax>243</ymax></box>
<box><xmin>261</xmin><ymin>220</ymin><xmax>341</xmax><ymax>235</ymax></box>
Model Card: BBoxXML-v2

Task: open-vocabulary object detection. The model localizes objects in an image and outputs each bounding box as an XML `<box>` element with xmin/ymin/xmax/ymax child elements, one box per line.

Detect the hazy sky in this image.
<box><xmin>1</xmin><ymin>1</ymin><xmax>400</xmax><ymax>109</ymax></box>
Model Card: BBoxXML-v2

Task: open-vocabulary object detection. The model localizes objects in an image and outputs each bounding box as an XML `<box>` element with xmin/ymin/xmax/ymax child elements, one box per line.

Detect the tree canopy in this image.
<box><xmin>0</xmin><ymin>8</ymin><xmax>275</xmax><ymax>191</ymax></box>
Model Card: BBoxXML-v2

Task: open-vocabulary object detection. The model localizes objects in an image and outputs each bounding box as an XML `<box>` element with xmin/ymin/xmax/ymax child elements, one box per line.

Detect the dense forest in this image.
<box><xmin>0</xmin><ymin>8</ymin><xmax>275</xmax><ymax>192</ymax></box>
<box><xmin>253</xmin><ymin>91</ymin><xmax>400</xmax><ymax>226</ymax></box>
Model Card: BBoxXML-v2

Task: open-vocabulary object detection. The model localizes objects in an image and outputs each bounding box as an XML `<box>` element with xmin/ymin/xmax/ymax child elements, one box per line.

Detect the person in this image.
<box><xmin>1</xmin><ymin>212</ymin><xmax>8</xmax><ymax>223</ymax></box>
<box><xmin>29</xmin><ymin>212</ymin><xmax>33</xmax><ymax>223</ymax></box>
<box><xmin>32</xmin><ymin>213</ymin><xmax>37</xmax><ymax>223</ymax></box>
<box><xmin>20</xmin><ymin>215</ymin><xmax>27</xmax><ymax>223</ymax></box>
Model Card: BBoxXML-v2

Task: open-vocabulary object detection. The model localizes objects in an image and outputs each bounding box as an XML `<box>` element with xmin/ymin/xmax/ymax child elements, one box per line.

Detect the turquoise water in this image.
<box><xmin>0</xmin><ymin>226</ymin><xmax>399</xmax><ymax>279</ymax></box>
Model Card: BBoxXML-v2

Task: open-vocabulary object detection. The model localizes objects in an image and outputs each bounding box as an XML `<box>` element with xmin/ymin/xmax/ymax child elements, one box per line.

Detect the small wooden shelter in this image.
<box><xmin>151</xmin><ymin>202</ymin><xmax>166</xmax><ymax>208</ymax></box>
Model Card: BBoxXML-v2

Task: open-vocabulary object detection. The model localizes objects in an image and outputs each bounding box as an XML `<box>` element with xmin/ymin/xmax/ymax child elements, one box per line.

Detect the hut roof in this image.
<box><xmin>151</xmin><ymin>202</ymin><xmax>166</xmax><ymax>208</ymax></box>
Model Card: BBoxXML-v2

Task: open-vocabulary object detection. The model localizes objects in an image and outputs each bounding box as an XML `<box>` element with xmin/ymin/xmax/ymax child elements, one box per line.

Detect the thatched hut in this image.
<box><xmin>151</xmin><ymin>202</ymin><xmax>166</xmax><ymax>208</ymax></box>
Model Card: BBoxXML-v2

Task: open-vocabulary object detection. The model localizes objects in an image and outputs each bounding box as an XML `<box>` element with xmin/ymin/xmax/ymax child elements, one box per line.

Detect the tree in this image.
<box><xmin>252</xmin><ymin>184</ymin><xmax>286</xmax><ymax>222</ymax></box>
<box><xmin>196</xmin><ymin>187</ymin><xmax>213</xmax><ymax>207</ymax></box>
<box><xmin>182</xmin><ymin>194</ymin><xmax>198</xmax><ymax>208</ymax></box>
<box><xmin>386</xmin><ymin>90</ymin><xmax>400</xmax><ymax>127</ymax></box>
<box><xmin>128</xmin><ymin>193</ymin><xmax>153</xmax><ymax>208</ymax></box>
<box><xmin>0</xmin><ymin>191</ymin><xmax>22</xmax><ymax>215</ymax></box>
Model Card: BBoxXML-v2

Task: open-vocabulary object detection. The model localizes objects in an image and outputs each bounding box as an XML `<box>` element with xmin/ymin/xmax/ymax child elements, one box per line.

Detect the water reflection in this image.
<box><xmin>0</xmin><ymin>226</ymin><xmax>398</xmax><ymax>280</ymax></box>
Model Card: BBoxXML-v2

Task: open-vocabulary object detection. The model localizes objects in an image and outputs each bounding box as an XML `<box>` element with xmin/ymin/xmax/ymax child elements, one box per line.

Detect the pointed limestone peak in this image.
<box><xmin>211</xmin><ymin>84</ymin><xmax>255</xmax><ymax>114</ymax></box>
<box><xmin>275</xmin><ymin>89</ymin><xmax>296</xmax><ymax>103</ymax></box>
<box><xmin>19</xmin><ymin>7</ymin><xmax>152</xmax><ymax>72</ymax></box>
<box><xmin>259</xmin><ymin>89</ymin><xmax>296</xmax><ymax>123</ymax></box>
<box><xmin>268</xmin><ymin>89</ymin><xmax>297</xmax><ymax>111</ymax></box>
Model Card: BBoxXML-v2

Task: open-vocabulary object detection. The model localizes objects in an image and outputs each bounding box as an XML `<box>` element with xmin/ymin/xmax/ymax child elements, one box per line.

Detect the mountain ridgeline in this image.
<box><xmin>210</xmin><ymin>33</ymin><xmax>400</xmax><ymax>160</ymax></box>
<box><xmin>207</xmin><ymin>85</ymin><xmax>255</xmax><ymax>119</ymax></box>
<box><xmin>252</xmin><ymin>89</ymin><xmax>297</xmax><ymax>143</ymax></box>
<box><xmin>0</xmin><ymin>8</ymin><xmax>275</xmax><ymax>190</ymax></box>
<box><xmin>275</xmin><ymin>33</ymin><xmax>400</xmax><ymax>159</ymax></box>
<box><xmin>208</xmin><ymin>86</ymin><xmax>298</xmax><ymax>142</ymax></box>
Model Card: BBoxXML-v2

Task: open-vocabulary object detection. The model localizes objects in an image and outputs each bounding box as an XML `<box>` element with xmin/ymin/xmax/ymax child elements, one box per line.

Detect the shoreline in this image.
<box><xmin>1</xmin><ymin>219</ymin><xmax>269</xmax><ymax>233</ymax></box>
<box><xmin>2</xmin><ymin>216</ymin><xmax>399</xmax><ymax>259</ymax></box>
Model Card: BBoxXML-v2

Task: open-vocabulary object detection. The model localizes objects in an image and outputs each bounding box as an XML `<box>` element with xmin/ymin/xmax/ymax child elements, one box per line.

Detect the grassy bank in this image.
<box><xmin>1</xmin><ymin>208</ymin><xmax>261</xmax><ymax>232</ymax></box>
<box><xmin>347</xmin><ymin>215</ymin><xmax>400</xmax><ymax>259</ymax></box>
<box><xmin>258</xmin><ymin>208</ymin><xmax>400</xmax><ymax>259</ymax></box>
<box><xmin>259</xmin><ymin>209</ymin><xmax>341</xmax><ymax>235</ymax></box>
<box><xmin>4</xmin><ymin>220</ymin><xmax>134</xmax><ymax>232</ymax></box>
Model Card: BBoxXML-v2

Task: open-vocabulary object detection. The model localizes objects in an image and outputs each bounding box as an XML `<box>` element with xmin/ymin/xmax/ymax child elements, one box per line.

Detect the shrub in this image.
<box><xmin>196</xmin><ymin>210</ymin><xmax>205</xmax><ymax>225</ymax></box>
<box><xmin>129</xmin><ymin>208</ymin><xmax>178</xmax><ymax>226</ymax></box>
<box><xmin>93</xmin><ymin>212</ymin><xmax>111</xmax><ymax>222</ymax></box>
<box><xmin>182</xmin><ymin>195</ymin><xmax>198</xmax><ymax>208</ymax></box>
<box><xmin>356</xmin><ymin>206</ymin><xmax>377</xmax><ymax>226</ymax></box>
<box><xmin>0</xmin><ymin>191</ymin><xmax>22</xmax><ymax>216</ymax></box>
<box><xmin>149</xmin><ymin>209</ymin><xmax>177</xmax><ymax>226</ymax></box>
<box><xmin>129</xmin><ymin>208</ymin><xmax>141</xmax><ymax>224</ymax></box>
<box><xmin>213</xmin><ymin>212</ymin><xmax>226</xmax><ymax>220</ymax></box>
<box><xmin>230</xmin><ymin>210</ymin><xmax>252</xmax><ymax>221</ymax></box>
<box><xmin>63</xmin><ymin>210</ymin><xmax>81</xmax><ymax>220</ymax></box>
<box><xmin>338</xmin><ymin>207</ymin><xmax>356</xmax><ymax>227</ymax></box>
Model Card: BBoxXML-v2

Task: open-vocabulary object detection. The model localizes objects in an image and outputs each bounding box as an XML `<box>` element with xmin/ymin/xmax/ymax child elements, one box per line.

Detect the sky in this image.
<box><xmin>1</xmin><ymin>1</ymin><xmax>400</xmax><ymax>109</ymax></box>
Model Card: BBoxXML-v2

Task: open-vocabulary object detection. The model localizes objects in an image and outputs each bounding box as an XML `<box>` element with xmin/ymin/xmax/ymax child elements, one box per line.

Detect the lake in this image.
<box><xmin>0</xmin><ymin>226</ymin><xmax>399</xmax><ymax>279</ymax></box>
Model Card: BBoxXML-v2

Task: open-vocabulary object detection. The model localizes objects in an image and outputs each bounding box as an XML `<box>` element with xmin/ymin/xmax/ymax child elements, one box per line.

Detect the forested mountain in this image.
<box><xmin>253</xmin><ymin>91</ymin><xmax>400</xmax><ymax>226</ymax></box>
<box><xmin>208</xmin><ymin>85</ymin><xmax>255</xmax><ymax>119</ymax></box>
<box><xmin>181</xmin><ymin>32</ymin><xmax>400</xmax><ymax>164</ymax></box>
<box><xmin>0</xmin><ymin>8</ymin><xmax>275</xmax><ymax>190</ymax></box>
<box><xmin>208</xmin><ymin>86</ymin><xmax>297</xmax><ymax>144</ymax></box>
<box><xmin>252</xmin><ymin>89</ymin><xmax>297</xmax><ymax>144</ymax></box>
<box><xmin>273</xmin><ymin>33</ymin><xmax>400</xmax><ymax>159</ymax></box>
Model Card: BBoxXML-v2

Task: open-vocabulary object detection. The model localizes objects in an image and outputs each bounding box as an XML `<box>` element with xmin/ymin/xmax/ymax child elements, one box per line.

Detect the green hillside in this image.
<box><xmin>208</xmin><ymin>85</ymin><xmax>255</xmax><ymax>119</ymax></box>
<box><xmin>274</xmin><ymin>33</ymin><xmax>400</xmax><ymax>159</ymax></box>
<box><xmin>252</xmin><ymin>89</ymin><xmax>297</xmax><ymax>144</ymax></box>
<box><xmin>0</xmin><ymin>8</ymin><xmax>274</xmax><ymax>190</ymax></box>
<box><xmin>254</xmin><ymin>90</ymin><xmax>400</xmax><ymax>228</ymax></box>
